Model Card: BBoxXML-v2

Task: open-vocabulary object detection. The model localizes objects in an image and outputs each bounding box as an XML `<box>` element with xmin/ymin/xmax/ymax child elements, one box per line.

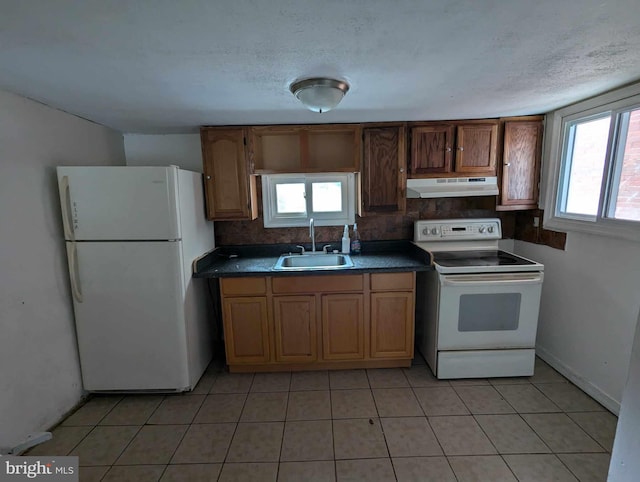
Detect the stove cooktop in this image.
<box><xmin>432</xmin><ymin>250</ymin><xmax>536</xmax><ymax>267</ymax></box>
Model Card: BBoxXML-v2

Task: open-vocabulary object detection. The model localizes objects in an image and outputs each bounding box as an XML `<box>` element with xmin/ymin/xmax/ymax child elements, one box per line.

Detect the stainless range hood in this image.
<box><xmin>406</xmin><ymin>176</ymin><xmax>499</xmax><ymax>198</ymax></box>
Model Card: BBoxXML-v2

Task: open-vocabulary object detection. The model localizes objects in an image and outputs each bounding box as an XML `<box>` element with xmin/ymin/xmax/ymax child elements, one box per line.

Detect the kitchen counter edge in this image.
<box><xmin>193</xmin><ymin>240</ymin><xmax>433</xmax><ymax>278</ymax></box>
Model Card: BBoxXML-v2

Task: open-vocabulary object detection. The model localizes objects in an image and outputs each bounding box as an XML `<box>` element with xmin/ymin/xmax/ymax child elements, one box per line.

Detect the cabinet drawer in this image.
<box><xmin>370</xmin><ymin>272</ymin><xmax>415</xmax><ymax>291</ymax></box>
<box><xmin>272</xmin><ymin>274</ymin><xmax>363</xmax><ymax>294</ymax></box>
<box><xmin>221</xmin><ymin>277</ymin><xmax>267</xmax><ymax>296</ymax></box>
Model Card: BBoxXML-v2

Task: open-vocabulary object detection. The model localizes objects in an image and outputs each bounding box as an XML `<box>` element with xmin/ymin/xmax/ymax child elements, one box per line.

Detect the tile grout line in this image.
<box><xmin>275</xmin><ymin>374</ymin><xmax>292</xmax><ymax>481</ymax></box>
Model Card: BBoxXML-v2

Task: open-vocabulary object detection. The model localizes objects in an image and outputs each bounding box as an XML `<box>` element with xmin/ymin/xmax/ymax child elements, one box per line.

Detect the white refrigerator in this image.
<box><xmin>56</xmin><ymin>166</ymin><xmax>214</xmax><ymax>392</ymax></box>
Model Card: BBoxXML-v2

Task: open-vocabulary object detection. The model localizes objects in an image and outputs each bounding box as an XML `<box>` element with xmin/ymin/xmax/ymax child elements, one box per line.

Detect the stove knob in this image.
<box><xmin>488</xmin><ymin>226</ymin><xmax>494</xmax><ymax>233</ymax></box>
<box><xmin>431</xmin><ymin>228</ymin><xmax>439</xmax><ymax>235</ymax></box>
<box><xmin>479</xmin><ymin>226</ymin><xmax>486</xmax><ymax>234</ymax></box>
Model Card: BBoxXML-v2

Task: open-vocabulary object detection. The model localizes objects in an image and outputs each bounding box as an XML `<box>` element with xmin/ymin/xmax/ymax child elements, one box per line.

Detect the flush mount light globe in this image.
<box><xmin>289</xmin><ymin>77</ymin><xmax>350</xmax><ymax>113</ymax></box>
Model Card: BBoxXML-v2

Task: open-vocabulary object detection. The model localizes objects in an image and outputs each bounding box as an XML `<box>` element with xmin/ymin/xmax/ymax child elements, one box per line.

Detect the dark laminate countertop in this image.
<box><xmin>193</xmin><ymin>240</ymin><xmax>432</xmax><ymax>278</ymax></box>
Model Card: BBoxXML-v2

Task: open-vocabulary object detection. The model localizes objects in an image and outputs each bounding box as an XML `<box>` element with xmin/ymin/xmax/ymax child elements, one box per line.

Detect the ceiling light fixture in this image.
<box><xmin>289</xmin><ymin>77</ymin><xmax>350</xmax><ymax>113</ymax></box>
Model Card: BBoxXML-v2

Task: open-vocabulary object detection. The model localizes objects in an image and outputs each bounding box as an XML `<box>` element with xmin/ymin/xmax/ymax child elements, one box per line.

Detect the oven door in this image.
<box><xmin>437</xmin><ymin>271</ymin><xmax>543</xmax><ymax>350</ymax></box>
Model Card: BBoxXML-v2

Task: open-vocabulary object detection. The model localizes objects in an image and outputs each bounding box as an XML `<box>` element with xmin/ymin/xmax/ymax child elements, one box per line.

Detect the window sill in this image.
<box><xmin>543</xmin><ymin>214</ymin><xmax>640</xmax><ymax>243</ymax></box>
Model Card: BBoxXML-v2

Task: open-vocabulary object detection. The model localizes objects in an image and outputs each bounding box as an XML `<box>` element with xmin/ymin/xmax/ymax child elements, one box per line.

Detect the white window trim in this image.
<box><xmin>262</xmin><ymin>172</ymin><xmax>356</xmax><ymax>228</ymax></box>
<box><xmin>541</xmin><ymin>81</ymin><xmax>640</xmax><ymax>242</ymax></box>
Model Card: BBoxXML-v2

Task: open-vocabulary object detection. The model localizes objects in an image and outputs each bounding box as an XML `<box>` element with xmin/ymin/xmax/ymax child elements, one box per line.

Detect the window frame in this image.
<box><xmin>542</xmin><ymin>82</ymin><xmax>640</xmax><ymax>241</ymax></box>
<box><xmin>261</xmin><ymin>172</ymin><xmax>356</xmax><ymax>228</ymax></box>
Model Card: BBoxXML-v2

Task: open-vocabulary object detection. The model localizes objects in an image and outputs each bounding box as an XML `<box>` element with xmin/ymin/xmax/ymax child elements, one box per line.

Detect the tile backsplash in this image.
<box><xmin>214</xmin><ymin>187</ymin><xmax>517</xmax><ymax>246</ymax></box>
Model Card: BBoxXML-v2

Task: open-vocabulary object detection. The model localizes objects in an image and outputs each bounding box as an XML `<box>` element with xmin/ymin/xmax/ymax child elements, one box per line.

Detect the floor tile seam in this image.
<box><xmin>566</xmin><ymin>413</ymin><xmax>615</xmax><ymax>453</ymax></box>
<box><xmin>329</xmin><ymin>387</ymin><xmax>338</xmax><ymax>482</ymax></box>
<box><xmin>58</xmin><ymin>424</ymin><xmax>100</xmax><ymax>457</ymax></box>
<box><xmin>275</xmin><ymin>390</ymin><xmax>291</xmax><ymax>479</ymax></box>
<box><xmin>454</xmin><ymin>409</ymin><xmax>503</xmax><ymax>461</ymax></box>
<box><xmin>473</xmin><ymin>412</ymin><xmax>555</xmax><ymax>455</ymax></box>
<box><xmin>497</xmin><ymin>453</ymin><xmax>545</xmax><ymax>480</ymax></box>
<box><xmin>408</xmin><ymin>385</ymin><xmax>428</xmax><ymax>418</ymax></box>
<box><xmin>451</xmin><ymin>382</ymin><xmax>520</xmax><ymax>416</ymax></box>
<box><xmin>527</xmin><ymin>381</ymin><xmax>564</xmax><ymax>411</ymax></box>
<box><xmin>135</xmin><ymin>421</ymin><xmax>191</xmax><ymax>470</ymax></box>
<box><xmin>516</xmin><ymin>412</ymin><xmax>596</xmax><ymax>454</ymax></box>
<box><xmin>373</xmin><ymin>394</ymin><xmax>398</xmax><ymax>481</ymax></box>
<box><xmin>423</xmin><ymin>415</ymin><xmax>450</xmax><ymax>465</ymax></box>
<box><xmin>532</xmin><ymin>382</ymin><xmax>608</xmax><ymax>412</ymax></box>
<box><xmin>555</xmin><ymin>451</ymin><xmax>612</xmax><ymax>481</ymax></box>
<box><xmin>79</xmin><ymin>395</ymin><xmax>124</xmax><ymax>427</ymax></box>
<box><xmin>98</xmin><ymin>396</ymin><xmax>164</xmax><ymax>426</ymax></box>
<box><xmin>240</xmin><ymin>391</ymin><xmax>288</xmax><ymax>423</ymax></box>
<box><xmin>104</xmin><ymin>424</ymin><xmax>144</xmax><ymax>468</ymax></box>
<box><xmin>216</xmin><ymin>422</ymin><xmax>241</xmax><ymax>466</ymax></box>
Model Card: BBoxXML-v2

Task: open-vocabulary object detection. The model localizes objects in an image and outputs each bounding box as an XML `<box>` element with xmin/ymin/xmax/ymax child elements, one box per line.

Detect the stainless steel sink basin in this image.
<box><xmin>273</xmin><ymin>253</ymin><xmax>354</xmax><ymax>271</ymax></box>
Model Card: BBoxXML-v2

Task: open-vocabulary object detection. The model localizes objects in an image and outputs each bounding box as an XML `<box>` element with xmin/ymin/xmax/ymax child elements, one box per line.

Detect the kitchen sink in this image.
<box><xmin>273</xmin><ymin>253</ymin><xmax>354</xmax><ymax>271</ymax></box>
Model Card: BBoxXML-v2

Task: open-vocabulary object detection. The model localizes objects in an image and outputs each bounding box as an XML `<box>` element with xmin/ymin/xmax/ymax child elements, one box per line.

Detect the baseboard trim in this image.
<box><xmin>536</xmin><ymin>345</ymin><xmax>621</xmax><ymax>415</ymax></box>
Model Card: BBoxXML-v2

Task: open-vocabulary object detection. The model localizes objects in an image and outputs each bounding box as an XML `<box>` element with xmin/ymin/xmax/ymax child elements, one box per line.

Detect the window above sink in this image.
<box><xmin>262</xmin><ymin>173</ymin><xmax>356</xmax><ymax>228</ymax></box>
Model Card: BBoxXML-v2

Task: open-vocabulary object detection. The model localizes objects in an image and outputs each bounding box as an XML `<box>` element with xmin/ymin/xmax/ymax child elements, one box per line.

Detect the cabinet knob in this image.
<box><xmin>205</xmin><ymin>175</ymin><xmax>212</xmax><ymax>180</ymax></box>
<box><xmin>399</xmin><ymin>168</ymin><xmax>405</xmax><ymax>173</ymax></box>
<box><xmin>458</xmin><ymin>146</ymin><xmax>464</xmax><ymax>151</ymax></box>
<box><xmin>446</xmin><ymin>147</ymin><xmax>452</xmax><ymax>152</ymax></box>
<box><xmin>504</xmin><ymin>163</ymin><xmax>511</xmax><ymax>167</ymax></box>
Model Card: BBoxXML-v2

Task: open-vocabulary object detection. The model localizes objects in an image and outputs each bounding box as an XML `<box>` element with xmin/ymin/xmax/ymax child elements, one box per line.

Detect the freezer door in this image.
<box><xmin>57</xmin><ymin>166</ymin><xmax>180</xmax><ymax>240</ymax></box>
<box><xmin>70</xmin><ymin>241</ymin><xmax>190</xmax><ymax>391</ymax></box>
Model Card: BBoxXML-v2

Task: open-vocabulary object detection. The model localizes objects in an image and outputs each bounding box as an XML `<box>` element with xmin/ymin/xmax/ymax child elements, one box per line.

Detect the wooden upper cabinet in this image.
<box><xmin>498</xmin><ymin>119</ymin><xmax>543</xmax><ymax>210</ymax></box>
<box><xmin>455</xmin><ymin>123</ymin><xmax>498</xmax><ymax>174</ymax></box>
<box><xmin>410</xmin><ymin>125</ymin><xmax>454</xmax><ymax>175</ymax></box>
<box><xmin>250</xmin><ymin>124</ymin><xmax>361</xmax><ymax>173</ymax></box>
<box><xmin>362</xmin><ymin>125</ymin><xmax>406</xmax><ymax>214</ymax></box>
<box><xmin>409</xmin><ymin>121</ymin><xmax>498</xmax><ymax>177</ymax></box>
<box><xmin>200</xmin><ymin>127</ymin><xmax>257</xmax><ymax>221</ymax></box>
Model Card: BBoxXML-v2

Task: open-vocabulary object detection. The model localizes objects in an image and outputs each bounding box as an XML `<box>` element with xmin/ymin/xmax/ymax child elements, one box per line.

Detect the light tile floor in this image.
<box><xmin>27</xmin><ymin>356</ymin><xmax>616</xmax><ymax>481</ymax></box>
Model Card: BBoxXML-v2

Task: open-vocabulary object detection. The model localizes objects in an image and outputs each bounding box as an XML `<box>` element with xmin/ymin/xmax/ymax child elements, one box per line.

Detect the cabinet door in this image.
<box><xmin>222</xmin><ymin>296</ymin><xmax>270</xmax><ymax>364</ymax></box>
<box><xmin>273</xmin><ymin>296</ymin><xmax>317</xmax><ymax>363</ymax></box>
<box><xmin>201</xmin><ymin>128</ymin><xmax>257</xmax><ymax>220</ymax></box>
<box><xmin>410</xmin><ymin>125</ymin><xmax>454</xmax><ymax>175</ymax></box>
<box><xmin>362</xmin><ymin>126</ymin><xmax>406</xmax><ymax>213</ymax></box>
<box><xmin>321</xmin><ymin>294</ymin><xmax>364</xmax><ymax>360</ymax></box>
<box><xmin>498</xmin><ymin>121</ymin><xmax>543</xmax><ymax>209</ymax></box>
<box><xmin>370</xmin><ymin>292</ymin><xmax>414</xmax><ymax>359</ymax></box>
<box><xmin>455</xmin><ymin>123</ymin><xmax>498</xmax><ymax>174</ymax></box>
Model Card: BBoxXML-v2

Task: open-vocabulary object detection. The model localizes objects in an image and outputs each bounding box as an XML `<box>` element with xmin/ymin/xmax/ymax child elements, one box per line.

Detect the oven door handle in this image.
<box><xmin>441</xmin><ymin>272</ymin><xmax>544</xmax><ymax>286</ymax></box>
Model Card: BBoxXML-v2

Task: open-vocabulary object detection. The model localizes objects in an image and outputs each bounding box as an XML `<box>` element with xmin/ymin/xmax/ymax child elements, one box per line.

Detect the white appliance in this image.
<box><xmin>406</xmin><ymin>176</ymin><xmax>499</xmax><ymax>198</ymax></box>
<box><xmin>414</xmin><ymin>218</ymin><xmax>544</xmax><ymax>379</ymax></box>
<box><xmin>57</xmin><ymin>166</ymin><xmax>214</xmax><ymax>392</ymax></box>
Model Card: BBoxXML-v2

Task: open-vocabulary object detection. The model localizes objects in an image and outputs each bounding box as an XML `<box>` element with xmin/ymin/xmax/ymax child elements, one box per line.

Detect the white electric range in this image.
<box><xmin>414</xmin><ymin>218</ymin><xmax>544</xmax><ymax>379</ymax></box>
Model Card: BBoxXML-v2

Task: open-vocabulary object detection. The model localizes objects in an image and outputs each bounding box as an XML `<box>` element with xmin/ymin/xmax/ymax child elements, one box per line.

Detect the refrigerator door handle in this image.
<box><xmin>60</xmin><ymin>175</ymin><xmax>75</xmax><ymax>241</ymax></box>
<box><xmin>66</xmin><ymin>242</ymin><xmax>83</xmax><ymax>303</ymax></box>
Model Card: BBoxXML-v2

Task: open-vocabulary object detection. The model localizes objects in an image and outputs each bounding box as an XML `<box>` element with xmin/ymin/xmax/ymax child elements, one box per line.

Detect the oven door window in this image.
<box><xmin>459</xmin><ymin>293</ymin><xmax>521</xmax><ymax>332</ymax></box>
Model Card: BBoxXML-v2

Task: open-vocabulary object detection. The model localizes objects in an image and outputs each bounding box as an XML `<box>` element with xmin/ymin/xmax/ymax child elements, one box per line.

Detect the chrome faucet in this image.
<box><xmin>309</xmin><ymin>218</ymin><xmax>316</xmax><ymax>253</ymax></box>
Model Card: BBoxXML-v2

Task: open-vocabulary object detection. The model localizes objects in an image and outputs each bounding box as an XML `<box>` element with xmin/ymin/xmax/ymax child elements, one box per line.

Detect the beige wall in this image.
<box><xmin>0</xmin><ymin>90</ymin><xmax>125</xmax><ymax>451</ymax></box>
<box><xmin>515</xmin><ymin>233</ymin><xmax>640</xmax><ymax>413</ymax></box>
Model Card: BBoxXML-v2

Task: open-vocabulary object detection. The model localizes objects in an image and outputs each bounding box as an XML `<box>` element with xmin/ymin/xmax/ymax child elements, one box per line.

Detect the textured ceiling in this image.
<box><xmin>1</xmin><ymin>0</ymin><xmax>639</xmax><ymax>133</ymax></box>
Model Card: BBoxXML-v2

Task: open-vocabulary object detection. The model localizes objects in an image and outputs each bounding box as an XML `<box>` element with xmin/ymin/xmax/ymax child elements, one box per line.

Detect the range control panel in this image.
<box><xmin>414</xmin><ymin>219</ymin><xmax>502</xmax><ymax>242</ymax></box>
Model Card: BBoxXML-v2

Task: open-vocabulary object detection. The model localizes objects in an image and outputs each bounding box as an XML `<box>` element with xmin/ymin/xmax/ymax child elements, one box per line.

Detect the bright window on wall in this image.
<box><xmin>544</xmin><ymin>83</ymin><xmax>640</xmax><ymax>240</ymax></box>
<box><xmin>262</xmin><ymin>173</ymin><xmax>356</xmax><ymax>227</ymax></box>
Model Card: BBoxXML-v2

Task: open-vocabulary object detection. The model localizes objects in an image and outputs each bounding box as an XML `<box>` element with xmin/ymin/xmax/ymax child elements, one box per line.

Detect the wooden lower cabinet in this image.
<box><xmin>222</xmin><ymin>296</ymin><xmax>270</xmax><ymax>364</ymax></box>
<box><xmin>219</xmin><ymin>273</ymin><xmax>416</xmax><ymax>371</ymax></box>
<box><xmin>370</xmin><ymin>292</ymin><xmax>415</xmax><ymax>358</ymax></box>
<box><xmin>273</xmin><ymin>296</ymin><xmax>317</xmax><ymax>363</ymax></box>
<box><xmin>321</xmin><ymin>294</ymin><xmax>365</xmax><ymax>360</ymax></box>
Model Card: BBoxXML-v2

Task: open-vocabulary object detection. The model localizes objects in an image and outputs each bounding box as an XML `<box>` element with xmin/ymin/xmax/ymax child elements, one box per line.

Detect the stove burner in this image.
<box><xmin>432</xmin><ymin>250</ymin><xmax>536</xmax><ymax>268</ymax></box>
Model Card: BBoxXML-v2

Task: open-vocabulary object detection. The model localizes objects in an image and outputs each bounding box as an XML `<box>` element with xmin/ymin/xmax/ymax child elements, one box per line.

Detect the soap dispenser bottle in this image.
<box><xmin>350</xmin><ymin>223</ymin><xmax>361</xmax><ymax>254</ymax></box>
<box><xmin>341</xmin><ymin>225</ymin><xmax>350</xmax><ymax>253</ymax></box>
